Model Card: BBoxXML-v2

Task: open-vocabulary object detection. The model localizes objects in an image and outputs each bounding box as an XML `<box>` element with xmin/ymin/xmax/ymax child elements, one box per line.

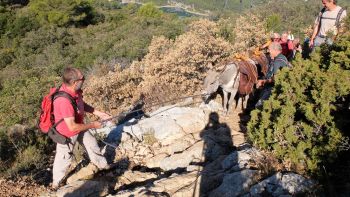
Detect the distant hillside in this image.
<box><xmin>140</xmin><ymin>0</ymin><xmax>269</xmax><ymax>13</ymax></box>
<box><xmin>140</xmin><ymin>0</ymin><xmax>350</xmax><ymax>13</ymax></box>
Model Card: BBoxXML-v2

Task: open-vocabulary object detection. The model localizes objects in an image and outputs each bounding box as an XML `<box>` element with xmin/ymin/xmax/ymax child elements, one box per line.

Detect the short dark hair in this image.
<box><xmin>327</xmin><ymin>0</ymin><xmax>337</xmax><ymax>4</ymax></box>
<box><xmin>62</xmin><ymin>67</ymin><xmax>80</xmax><ymax>85</ymax></box>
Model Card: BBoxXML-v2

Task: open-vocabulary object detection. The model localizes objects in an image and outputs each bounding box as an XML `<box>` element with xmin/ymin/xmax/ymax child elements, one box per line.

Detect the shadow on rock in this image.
<box><xmin>58</xmin><ymin>158</ymin><xmax>130</xmax><ymax>197</ymax></box>
<box><xmin>195</xmin><ymin>112</ymin><xmax>236</xmax><ymax>196</ymax></box>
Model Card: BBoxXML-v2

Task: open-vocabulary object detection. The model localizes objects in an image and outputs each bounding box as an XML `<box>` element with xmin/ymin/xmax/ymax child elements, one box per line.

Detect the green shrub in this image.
<box><xmin>28</xmin><ymin>0</ymin><xmax>101</xmax><ymax>27</ymax></box>
<box><xmin>247</xmin><ymin>30</ymin><xmax>350</xmax><ymax>174</ymax></box>
<box><xmin>6</xmin><ymin>15</ymin><xmax>40</xmax><ymax>39</ymax></box>
<box><xmin>0</xmin><ymin>125</ymin><xmax>51</xmax><ymax>176</ymax></box>
<box><xmin>266</xmin><ymin>14</ymin><xmax>281</xmax><ymax>33</ymax></box>
<box><xmin>137</xmin><ymin>3</ymin><xmax>162</xmax><ymax>18</ymax></box>
<box><xmin>0</xmin><ymin>71</ymin><xmax>58</xmax><ymax>127</ymax></box>
<box><xmin>0</xmin><ymin>127</ymin><xmax>12</xmax><ymax>162</ymax></box>
<box><xmin>9</xmin><ymin>145</ymin><xmax>43</xmax><ymax>174</ymax></box>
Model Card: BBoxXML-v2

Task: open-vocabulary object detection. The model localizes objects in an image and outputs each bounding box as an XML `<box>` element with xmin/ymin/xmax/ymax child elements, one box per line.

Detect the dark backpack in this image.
<box><xmin>38</xmin><ymin>86</ymin><xmax>77</xmax><ymax>144</ymax></box>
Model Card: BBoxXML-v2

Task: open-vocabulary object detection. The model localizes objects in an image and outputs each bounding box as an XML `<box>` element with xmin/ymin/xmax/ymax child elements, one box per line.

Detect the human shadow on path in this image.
<box><xmin>194</xmin><ymin>112</ymin><xmax>237</xmax><ymax>196</ymax></box>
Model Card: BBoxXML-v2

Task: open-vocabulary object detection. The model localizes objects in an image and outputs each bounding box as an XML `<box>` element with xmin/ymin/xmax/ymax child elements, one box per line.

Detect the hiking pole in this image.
<box><xmin>100</xmin><ymin>139</ymin><xmax>118</xmax><ymax>149</ymax></box>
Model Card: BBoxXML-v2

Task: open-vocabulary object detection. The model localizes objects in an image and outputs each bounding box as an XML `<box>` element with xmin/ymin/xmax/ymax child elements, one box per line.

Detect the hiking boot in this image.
<box><xmin>100</xmin><ymin>164</ymin><xmax>111</xmax><ymax>171</ymax></box>
<box><xmin>66</xmin><ymin>163</ymin><xmax>98</xmax><ymax>184</ymax></box>
<box><xmin>50</xmin><ymin>183</ymin><xmax>60</xmax><ymax>191</ymax></box>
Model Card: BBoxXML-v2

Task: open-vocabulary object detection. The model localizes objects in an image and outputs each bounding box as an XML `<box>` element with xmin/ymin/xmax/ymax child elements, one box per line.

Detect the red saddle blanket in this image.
<box><xmin>236</xmin><ymin>61</ymin><xmax>258</xmax><ymax>95</ymax></box>
<box><xmin>250</xmin><ymin>53</ymin><xmax>269</xmax><ymax>77</ymax></box>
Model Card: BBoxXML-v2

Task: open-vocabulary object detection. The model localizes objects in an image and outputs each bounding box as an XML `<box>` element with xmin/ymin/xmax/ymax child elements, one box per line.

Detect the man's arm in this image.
<box><xmin>84</xmin><ymin>102</ymin><xmax>111</xmax><ymax>120</ymax></box>
<box><xmin>64</xmin><ymin>117</ymin><xmax>102</xmax><ymax>133</ymax></box>
<box><xmin>257</xmin><ymin>77</ymin><xmax>274</xmax><ymax>88</ymax></box>
<box><xmin>310</xmin><ymin>20</ymin><xmax>320</xmax><ymax>48</ymax></box>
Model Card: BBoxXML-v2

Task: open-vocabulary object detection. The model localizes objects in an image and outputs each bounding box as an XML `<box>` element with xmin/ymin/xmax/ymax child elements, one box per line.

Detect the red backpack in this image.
<box><xmin>38</xmin><ymin>86</ymin><xmax>77</xmax><ymax>133</ymax></box>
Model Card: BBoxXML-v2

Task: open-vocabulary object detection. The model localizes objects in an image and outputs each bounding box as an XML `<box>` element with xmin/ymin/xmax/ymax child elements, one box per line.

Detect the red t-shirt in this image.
<box><xmin>280</xmin><ymin>40</ymin><xmax>293</xmax><ymax>59</ymax></box>
<box><xmin>53</xmin><ymin>84</ymin><xmax>85</xmax><ymax>137</ymax></box>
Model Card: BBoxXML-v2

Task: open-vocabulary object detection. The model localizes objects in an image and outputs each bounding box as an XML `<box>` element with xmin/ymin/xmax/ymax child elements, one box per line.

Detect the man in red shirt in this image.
<box><xmin>52</xmin><ymin>67</ymin><xmax>111</xmax><ymax>188</ymax></box>
<box><xmin>280</xmin><ymin>32</ymin><xmax>294</xmax><ymax>60</ymax></box>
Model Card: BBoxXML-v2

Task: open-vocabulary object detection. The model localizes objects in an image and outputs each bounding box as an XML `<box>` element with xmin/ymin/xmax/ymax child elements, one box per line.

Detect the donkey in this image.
<box><xmin>202</xmin><ymin>58</ymin><xmax>259</xmax><ymax>114</ymax></box>
<box><xmin>202</xmin><ymin>62</ymin><xmax>240</xmax><ymax>114</ymax></box>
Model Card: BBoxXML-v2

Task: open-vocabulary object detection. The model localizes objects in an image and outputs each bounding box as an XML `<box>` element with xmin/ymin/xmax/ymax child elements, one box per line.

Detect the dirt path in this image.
<box><xmin>219</xmin><ymin>107</ymin><xmax>248</xmax><ymax>147</ymax></box>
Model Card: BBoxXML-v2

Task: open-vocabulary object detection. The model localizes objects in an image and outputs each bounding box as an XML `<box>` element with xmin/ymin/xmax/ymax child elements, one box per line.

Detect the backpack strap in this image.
<box><xmin>316</xmin><ymin>7</ymin><xmax>327</xmax><ymax>36</ymax></box>
<box><xmin>335</xmin><ymin>8</ymin><xmax>345</xmax><ymax>29</ymax></box>
<box><xmin>51</xmin><ymin>90</ymin><xmax>78</xmax><ymax>128</ymax></box>
<box><xmin>53</xmin><ymin>91</ymin><xmax>78</xmax><ymax>113</ymax></box>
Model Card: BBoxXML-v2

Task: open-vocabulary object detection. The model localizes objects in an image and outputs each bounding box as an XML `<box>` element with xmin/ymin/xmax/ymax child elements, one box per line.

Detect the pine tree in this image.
<box><xmin>247</xmin><ymin>17</ymin><xmax>350</xmax><ymax>174</ymax></box>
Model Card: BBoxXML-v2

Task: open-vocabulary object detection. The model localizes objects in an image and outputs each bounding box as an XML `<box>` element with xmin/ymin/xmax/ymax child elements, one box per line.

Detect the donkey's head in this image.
<box><xmin>202</xmin><ymin>70</ymin><xmax>220</xmax><ymax>102</ymax></box>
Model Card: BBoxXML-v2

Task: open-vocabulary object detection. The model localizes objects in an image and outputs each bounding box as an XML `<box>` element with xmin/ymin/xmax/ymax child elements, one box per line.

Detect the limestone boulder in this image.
<box><xmin>115</xmin><ymin>171</ymin><xmax>158</xmax><ymax>189</ymax></box>
<box><xmin>209</xmin><ymin>169</ymin><xmax>259</xmax><ymax>197</ymax></box>
<box><xmin>221</xmin><ymin>147</ymin><xmax>261</xmax><ymax>171</ymax></box>
<box><xmin>281</xmin><ymin>173</ymin><xmax>316</xmax><ymax>194</ymax></box>
<box><xmin>249</xmin><ymin>172</ymin><xmax>316</xmax><ymax>196</ymax></box>
<box><xmin>123</xmin><ymin>106</ymin><xmax>207</xmax><ymax>146</ymax></box>
<box><xmin>56</xmin><ymin>180</ymin><xmax>108</xmax><ymax>197</ymax></box>
<box><xmin>159</xmin><ymin>141</ymin><xmax>204</xmax><ymax>171</ymax></box>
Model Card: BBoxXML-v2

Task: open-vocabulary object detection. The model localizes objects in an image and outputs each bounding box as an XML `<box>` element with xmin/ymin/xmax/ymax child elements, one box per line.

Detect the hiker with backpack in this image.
<box><xmin>44</xmin><ymin>67</ymin><xmax>111</xmax><ymax>189</ymax></box>
<box><xmin>255</xmin><ymin>42</ymin><xmax>290</xmax><ymax>108</ymax></box>
<box><xmin>310</xmin><ymin>0</ymin><xmax>347</xmax><ymax>48</ymax></box>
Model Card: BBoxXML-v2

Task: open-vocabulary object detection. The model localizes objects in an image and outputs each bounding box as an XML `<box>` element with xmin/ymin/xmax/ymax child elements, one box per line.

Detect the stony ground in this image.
<box><xmin>0</xmin><ymin>178</ymin><xmax>49</xmax><ymax>197</ymax></box>
<box><xmin>0</xmin><ymin>99</ymin><xmax>249</xmax><ymax>197</ymax></box>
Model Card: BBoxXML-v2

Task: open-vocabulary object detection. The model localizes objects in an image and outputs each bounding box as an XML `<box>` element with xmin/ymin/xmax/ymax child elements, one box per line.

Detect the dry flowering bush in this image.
<box><xmin>138</xmin><ymin>19</ymin><xmax>233</xmax><ymax>106</ymax></box>
<box><xmin>84</xmin><ymin>19</ymin><xmax>234</xmax><ymax>114</ymax></box>
<box><xmin>232</xmin><ymin>14</ymin><xmax>268</xmax><ymax>53</ymax></box>
<box><xmin>83</xmin><ymin>65</ymin><xmax>143</xmax><ymax>115</ymax></box>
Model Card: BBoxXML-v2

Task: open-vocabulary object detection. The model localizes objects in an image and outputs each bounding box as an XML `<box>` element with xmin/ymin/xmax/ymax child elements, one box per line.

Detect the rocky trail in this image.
<box><xmin>0</xmin><ymin>99</ymin><xmax>316</xmax><ymax>197</ymax></box>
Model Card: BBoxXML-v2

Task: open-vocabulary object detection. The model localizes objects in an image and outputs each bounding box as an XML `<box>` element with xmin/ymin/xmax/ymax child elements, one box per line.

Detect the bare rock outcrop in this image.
<box><xmin>49</xmin><ymin>103</ymin><xmax>317</xmax><ymax>197</ymax></box>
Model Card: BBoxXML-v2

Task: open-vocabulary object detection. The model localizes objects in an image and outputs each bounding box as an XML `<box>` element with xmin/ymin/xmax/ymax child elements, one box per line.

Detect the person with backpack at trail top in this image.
<box><xmin>310</xmin><ymin>0</ymin><xmax>347</xmax><ymax>48</ymax></box>
<box><xmin>51</xmin><ymin>67</ymin><xmax>111</xmax><ymax>189</ymax></box>
<box><xmin>255</xmin><ymin>42</ymin><xmax>290</xmax><ymax>108</ymax></box>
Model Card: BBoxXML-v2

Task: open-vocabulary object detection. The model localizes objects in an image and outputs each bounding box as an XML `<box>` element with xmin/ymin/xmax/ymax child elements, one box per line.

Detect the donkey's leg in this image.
<box><xmin>227</xmin><ymin>89</ymin><xmax>238</xmax><ymax>114</ymax></box>
<box><xmin>223</xmin><ymin>90</ymin><xmax>229</xmax><ymax>113</ymax></box>
<box><xmin>242</xmin><ymin>94</ymin><xmax>249</xmax><ymax>110</ymax></box>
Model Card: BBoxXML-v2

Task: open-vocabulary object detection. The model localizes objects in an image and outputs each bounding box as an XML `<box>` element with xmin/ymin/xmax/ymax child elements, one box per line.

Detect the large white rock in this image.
<box><xmin>145</xmin><ymin>153</ymin><xmax>169</xmax><ymax>168</ymax></box>
<box><xmin>249</xmin><ymin>172</ymin><xmax>316</xmax><ymax>196</ymax></box>
<box><xmin>164</xmin><ymin>136</ymin><xmax>197</xmax><ymax>155</ymax></box>
<box><xmin>115</xmin><ymin>171</ymin><xmax>158</xmax><ymax>189</ymax></box>
<box><xmin>159</xmin><ymin>141</ymin><xmax>205</xmax><ymax>171</ymax></box>
<box><xmin>209</xmin><ymin>169</ymin><xmax>259</xmax><ymax>197</ymax></box>
<box><xmin>221</xmin><ymin>147</ymin><xmax>261</xmax><ymax>171</ymax></box>
<box><xmin>199</xmin><ymin>100</ymin><xmax>223</xmax><ymax>112</ymax></box>
<box><xmin>123</xmin><ymin>106</ymin><xmax>206</xmax><ymax>146</ymax></box>
<box><xmin>249</xmin><ymin>172</ymin><xmax>283</xmax><ymax>196</ymax></box>
<box><xmin>281</xmin><ymin>173</ymin><xmax>316</xmax><ymax>194</ymax></box>
<box><xmin>110</xmin><ymin>172</ymin><xmax>199</xmax><ymax>197</ymax></box>
<box><xmin>56</xmin><ymin>180</ymin><xmax>108</xmax><ymax>197</ymax></box>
